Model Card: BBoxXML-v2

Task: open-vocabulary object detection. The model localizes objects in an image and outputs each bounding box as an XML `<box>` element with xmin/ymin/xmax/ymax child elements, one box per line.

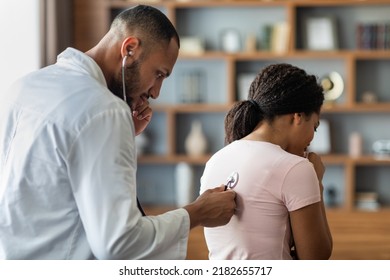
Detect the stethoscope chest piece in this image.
<box><xmin>225</xmin><ymin>171</ymin><xmax>239</xmax><ymax>190</ymax></box>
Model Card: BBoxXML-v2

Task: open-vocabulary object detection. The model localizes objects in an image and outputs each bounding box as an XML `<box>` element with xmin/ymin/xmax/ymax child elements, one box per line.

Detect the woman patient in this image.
<box><xmin>200</xmin><ymin>63</ymin><xmax>332</xmax><ymax>260</ymax></box>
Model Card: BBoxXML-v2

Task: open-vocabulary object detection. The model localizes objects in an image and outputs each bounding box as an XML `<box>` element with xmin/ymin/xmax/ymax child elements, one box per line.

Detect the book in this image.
<box><xmin>355</xmin><ymin>192</ymin><xmax>380</xmax><ymax>211</ymax></box>
<box><xmin>356</xmin><ymin>21</ymin><xmax>390</xmax><ymax>50</ymax></box>
<box><xmin>270</xmin><ymin>21</ymin><xmax>290</xmax><ymax>54</ymax></box>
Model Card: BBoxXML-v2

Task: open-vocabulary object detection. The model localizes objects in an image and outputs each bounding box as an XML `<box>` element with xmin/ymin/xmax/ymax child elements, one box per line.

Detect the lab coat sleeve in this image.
<box><xmin>67</xmin><ymin>108</ymin><xmax>189</xmax><ymax>259</ymax></box>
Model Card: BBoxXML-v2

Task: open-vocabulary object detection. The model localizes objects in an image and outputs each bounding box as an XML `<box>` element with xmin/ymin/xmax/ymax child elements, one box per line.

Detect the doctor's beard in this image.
<box><xmin>109</xmin><ymin>59</ymin><xmax>142</xmax><ymax>109</ymax></box>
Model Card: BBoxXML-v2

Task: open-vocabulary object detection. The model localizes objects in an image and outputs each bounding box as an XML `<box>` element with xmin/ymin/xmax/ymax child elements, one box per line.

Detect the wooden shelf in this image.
<box><xmin>138</xmin><ymin>153</ymin><xmax>390</xmax><ymax>165</ymax></box>
<box><xmin>179</xmin><ymin>50</ymin><xmax>390</xmax><ymax>62</ymax></box>
<box><xmin>138</xmin><ymin>154</ymin><xmax>212</xmax><ymax>164</ymax></box>
<box><xmin>292</xmin><ymin>0</ymin><xmax>390</xmax><ymax>6</ymax></box>
<box><xmin>140</xmin><ymin>155</ymin><xmax>390</xmax><ymax>170</ymax></box>
<box><xmin>152</xmin><ymin>103</ymin><xmax>229</xmax><ymax>112</ymax></box>
<box><xmin>322</xmin><ymin>103</ymin><xmax>390</xmax><ymax>113</ymax></box>
<box><xmin>352</xmin><ymin>155</ymin><xmax>390</xmax><ymax>165</ymax></box>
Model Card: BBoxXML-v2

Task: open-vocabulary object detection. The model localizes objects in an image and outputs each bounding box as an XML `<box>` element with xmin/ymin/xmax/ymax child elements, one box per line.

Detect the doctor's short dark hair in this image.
<box><xmin>110</xmin><ymin>5</ymin><xmax>180</xmax><ymax>54</ymax></box>
<box><xmin>225</xmin><ymin>63</ymin><xmax>324</xmax><ymax>144</ymax></box>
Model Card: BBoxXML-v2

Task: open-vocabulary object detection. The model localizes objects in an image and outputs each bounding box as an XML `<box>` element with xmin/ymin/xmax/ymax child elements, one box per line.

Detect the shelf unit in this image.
<box><xmin>74</xmin><ymin>0</ymin><xmax>390</xmax><ymax>211</ymax></box>
<box><xmin>71</xmin><ymin>0</ymin><xmax>390</xmax><ymax>259</ymax></box>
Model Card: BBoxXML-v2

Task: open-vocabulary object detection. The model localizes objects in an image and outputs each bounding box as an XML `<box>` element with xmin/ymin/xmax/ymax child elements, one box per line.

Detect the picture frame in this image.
<box><xmin>303</xmin><ymin>16</ymin><xmax>339</xmax><ymax>51</ymax></box>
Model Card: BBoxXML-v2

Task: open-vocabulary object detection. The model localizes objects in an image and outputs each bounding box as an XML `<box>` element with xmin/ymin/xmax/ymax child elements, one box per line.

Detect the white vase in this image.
<box><xmin>175</xmin><ymin>162</ymin><xmax>194</xmax><ymax>207</ymax></box>
<box><xmin>185</xmin><ymin>120</ymin><xmax>207</xmax><ymax>156</ymax></box>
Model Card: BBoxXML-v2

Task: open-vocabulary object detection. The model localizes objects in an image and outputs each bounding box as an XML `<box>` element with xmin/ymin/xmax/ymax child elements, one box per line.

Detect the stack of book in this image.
<box><xmin>355</xmin><ymin>192</ymin><xmax>380</xmax><ymax>211</ymax></box>
<box><xmin>260</xmin><ymin>22</ymin><xmax>290</xmax><ymax>53</ymax></box>
<box><xmin>356</xmin><ymin>22</ymin><xmax>390</xmax><ymax>50</ymax></box>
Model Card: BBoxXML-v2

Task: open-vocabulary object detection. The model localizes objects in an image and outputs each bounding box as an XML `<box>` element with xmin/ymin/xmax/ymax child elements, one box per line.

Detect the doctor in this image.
<box><xmin>0</xmin><ymin>5</ymin><xmax>236</xmax><ymax>259</ymax></box>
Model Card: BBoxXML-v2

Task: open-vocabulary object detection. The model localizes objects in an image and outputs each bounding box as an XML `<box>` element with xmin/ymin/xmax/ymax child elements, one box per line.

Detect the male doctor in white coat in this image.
<box><xmin>0</xmin><ymin>5</ymin><xmax>236</xmax><ymax>259</ymax></box>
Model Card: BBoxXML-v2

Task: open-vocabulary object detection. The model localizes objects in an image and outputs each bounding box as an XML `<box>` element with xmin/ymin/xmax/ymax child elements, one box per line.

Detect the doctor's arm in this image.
<box><xmin>183</xmin><ymin>186</ymin><xmax>236</xmax><ymax>229</ymax></box>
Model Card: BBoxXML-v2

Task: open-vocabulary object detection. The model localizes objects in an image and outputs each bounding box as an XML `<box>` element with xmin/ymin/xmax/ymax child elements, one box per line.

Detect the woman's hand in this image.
<box><xmin>306</xmin><ymin>152</ymin><xmax>325</xmax><ymax>183</ymax></box>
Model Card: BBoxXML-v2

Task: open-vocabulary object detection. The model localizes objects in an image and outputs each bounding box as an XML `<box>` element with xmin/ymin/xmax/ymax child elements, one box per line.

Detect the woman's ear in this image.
<box><xmin>293</xmin><ymin>112</ymin><xmax>303</xmax><ymax>125</ymax></box>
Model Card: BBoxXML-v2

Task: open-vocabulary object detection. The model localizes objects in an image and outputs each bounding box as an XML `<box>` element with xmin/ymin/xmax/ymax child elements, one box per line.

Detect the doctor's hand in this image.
<box><xmin>132</xmin><ymin>97</ymin><xmax>152</xmax><ymax>135</ymax></box>
<box><xmin>183</xmin><ymin>185</ymin><xmax>236</xmax><ymax>229</ymax></box>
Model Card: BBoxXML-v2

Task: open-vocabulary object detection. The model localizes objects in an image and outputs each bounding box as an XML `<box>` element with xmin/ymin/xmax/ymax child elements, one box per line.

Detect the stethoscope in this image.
<box><xmin>123</xmin><ymin>52</ymin><xmax>147</xmax><ymax>216</ymax></box>
<box><xmin>122</xmin><ymin>53</ymin><xmax>131</xmax><ymax>104</ymax></box>
<box><xmin>225</xmin><ymin>171</ymin><xmax>239</xmax><ymax>191</ymax></box>
<box><xmin>122</xmin><ymin>50</ymin><xmax>136</xmax><ymax>105</ymax></box>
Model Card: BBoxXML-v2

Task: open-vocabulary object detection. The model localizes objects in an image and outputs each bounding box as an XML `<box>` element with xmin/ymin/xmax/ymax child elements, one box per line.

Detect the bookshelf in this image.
<box><xmin>74</xmin><ymin>0</ymin><xmax>390</xmax><ymax>218</ymax></box>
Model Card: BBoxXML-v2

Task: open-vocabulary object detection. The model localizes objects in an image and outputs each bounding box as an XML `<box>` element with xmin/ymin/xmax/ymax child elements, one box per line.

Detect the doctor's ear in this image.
<box><xmin>121</xmin><ymin>36</ymin><xmax>140</xmax><ymax>58</ymax></box>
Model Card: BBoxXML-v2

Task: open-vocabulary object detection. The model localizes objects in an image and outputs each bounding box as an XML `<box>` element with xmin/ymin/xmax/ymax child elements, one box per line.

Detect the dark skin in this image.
<box><xmin>87</xmin><ymin>35</ymin><xmax>164</xmax><ymax>136</ymax></box>
<box><xmin>290</xmin><ymin>153</ymin><xmax>332</xmax><ymax>259</ymax></box>
<box><xmin>244</xmin><ymin>112</ymin><xmax>333</xmax><ymax>259</ymax></box>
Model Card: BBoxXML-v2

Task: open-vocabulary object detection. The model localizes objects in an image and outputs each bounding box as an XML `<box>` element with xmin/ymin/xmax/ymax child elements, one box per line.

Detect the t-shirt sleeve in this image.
<box><xmin>282</xmin><ymin>160</ymin><xmax>321</xmax><ymax>212</ymax></box>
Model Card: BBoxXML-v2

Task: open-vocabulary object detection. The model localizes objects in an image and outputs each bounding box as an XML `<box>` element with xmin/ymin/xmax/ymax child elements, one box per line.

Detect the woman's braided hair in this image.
<box><xmin>224</xmin><ymin>63</ymin><xmax>324</xmax><ymax>144</ymax></box>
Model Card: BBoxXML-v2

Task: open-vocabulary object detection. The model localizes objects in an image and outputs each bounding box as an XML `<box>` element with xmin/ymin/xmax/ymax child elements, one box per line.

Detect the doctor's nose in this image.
<box><xmin>149</xmin><ymin>81</ymin><xmax>163</xmax><ymax>99</ymax></box>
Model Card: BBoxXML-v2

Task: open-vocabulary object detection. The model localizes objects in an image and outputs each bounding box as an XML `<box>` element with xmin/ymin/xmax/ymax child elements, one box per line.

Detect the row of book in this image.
<box><xmin>356</xmin><ymin>22</ymin><xmax>390</xmax><ymax>50</ymax></box>
<box><xmin>261</xmin><ymin>22</ymin><xmax>290</xmax><ymax>53</ymax></box>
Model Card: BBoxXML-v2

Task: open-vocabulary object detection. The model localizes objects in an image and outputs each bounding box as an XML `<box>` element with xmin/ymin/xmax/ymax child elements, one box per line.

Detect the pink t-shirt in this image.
<box><xmin>200</xmin><ymin>140</ymin><xmax>321</xmax><ymax>260</ymax></box>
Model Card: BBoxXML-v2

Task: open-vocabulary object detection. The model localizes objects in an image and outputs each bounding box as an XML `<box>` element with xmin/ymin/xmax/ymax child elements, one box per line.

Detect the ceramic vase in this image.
<box><xmin>185</xmin><ymin>120</ymin><xmax>207</xmax><ymax>156</ymax></box>
<box><xmin>349</xmin><ymin>132</ymin><xmax>362</xmax><ymax>157</ymax></box>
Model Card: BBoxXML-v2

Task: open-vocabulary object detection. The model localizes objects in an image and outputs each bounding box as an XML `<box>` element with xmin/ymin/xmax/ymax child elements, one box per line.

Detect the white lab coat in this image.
<box><xmin>0</xmin><ymin>48</ymin><xmax>189</xmax><ymax>259</ymax></box>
